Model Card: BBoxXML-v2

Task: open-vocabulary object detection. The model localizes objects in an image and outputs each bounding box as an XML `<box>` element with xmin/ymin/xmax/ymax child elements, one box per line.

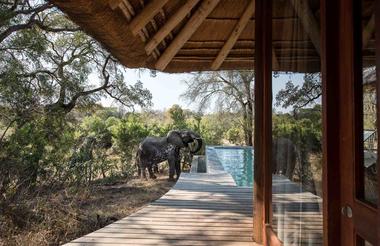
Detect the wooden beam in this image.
<box><xmin>117</xmin><ymin>0</ymin><xmax>161</xmax><ymax>59</ymax></box>
<box><xmin>272</xmin><ymin>47</ymin><xmax>280</xmax><ymax>71</ymax></box>
<box><xmin>145</xmin><ymin>0</ymin><xmax>201</xmax><ymax>55</ymax></box>
<box><xmin>123</xmin><ymin>0</ymin><xmax>135</xmax><ymax>15</ymax></box>
<box><xmin>363</xmin><ymin>14</ymin><xmax>375</xmax><ymax>48</ymax></box>
<box><xmin>155</xmin><ymin>0</ymin><xmax>221</xmax><ymax>71</ymax></box>
<box><xmin>119</xmin><ymin>2</ymin><xmax>132</xmax><ymax>21</ymax></box>
<box><xmin>210</xmin><ymin>0</ymin><xmax>254</xmax><ymax>70</ymax></box>
<box><xmin>290</xmin><ymin>0</ymin><xmax>321</xmax><ymax>55</ymax></box>
<box><xmin>129</xmin><ymin>0</ymin><xmax>169</xmax><ymax>36</ymax></box>
<box><xmin>109</xmin><ymin>0</ymin><xmax>122</xmax><ymax>10</ymax></box>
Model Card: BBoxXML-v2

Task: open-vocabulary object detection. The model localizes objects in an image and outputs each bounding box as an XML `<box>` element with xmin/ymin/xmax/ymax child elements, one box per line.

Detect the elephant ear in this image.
<box><xmin>167</xmin><ymin>130</ymin><xmax>185</xmax><ymax>147</ymax></box>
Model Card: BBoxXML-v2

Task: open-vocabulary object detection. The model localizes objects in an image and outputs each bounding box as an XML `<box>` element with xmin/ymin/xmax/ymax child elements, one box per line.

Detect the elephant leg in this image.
<box><xmin>168</xmin><ymin>156</ymin><xmax>176</xmax><ymax>182</ymax></box>
<box><xmin>148</xmin><ymin>164</ymin><xmax>157</xmax><ymax>179</ymax></box>
<box><xmin>175</xmin><ymin>161</ymin><xmax>181</xmax><ymax>180</ymax></box>
<box><xmin>174</xmin><ymin>149</ymin><xmax>181</xmax><ymax>180</ymax></box>
<box><xmin>153</xmin><ymin>163</ymin><xmax>159</xmax><ymax>173</ymax></box>
<box><xmin>137</xmin><ymin>164</ymin><xmax>141</xmax><ymax>177</ymax></box>
<box><xmin>141</xmin><ymin>167</ymin><xmax>147</xmax><ymax>180</ymax></box>
<box><xmin>140</xmin><ymin>163</ymin><xmax>147</xmax><ymax>180</ymax></box>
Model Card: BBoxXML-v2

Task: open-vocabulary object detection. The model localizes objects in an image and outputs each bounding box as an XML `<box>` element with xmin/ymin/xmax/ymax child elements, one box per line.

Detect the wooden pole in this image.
<box><xmin>320</xmin><ymin>0</ymin><xmax>341</xmax><ymax>244</ymax></box>
<box><xmin>129</xmin><ymin>0</ymin><xmax>169</xmax><ymax>36</ymax></box>
<box><xmin>211</xmin><ymin>0</ymin><xmax>255</xmax><ymax>70</ymax></box>
<box><xmin>253</xmin><ymin>0</ymin><xmax>272</xmax><ymax>243</ymax></box>
<box><xmin>155</xmin><ymin>0</ymin><xmax>221</xmax><ymax>71</ymax></box>
<box><xmin>376</xmin><ymin>1</ymin><xmax>380</xmax><ymax>243</ymax></box>
<box><xmin>145</xmin><ymin>0</ymin><xmax>201</xmax><ymax>55</ymax></box>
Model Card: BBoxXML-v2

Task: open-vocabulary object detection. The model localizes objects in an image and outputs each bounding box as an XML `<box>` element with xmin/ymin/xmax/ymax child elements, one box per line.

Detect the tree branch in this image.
<box><xmin>0</xmin><ymin>118</ymin><xmax>17</xmax><ymax>144</ymax></box>
<box><xmin>0</xmin><ymin>4</ymin><xmax>79</xmax><ymax>44</ymax></box>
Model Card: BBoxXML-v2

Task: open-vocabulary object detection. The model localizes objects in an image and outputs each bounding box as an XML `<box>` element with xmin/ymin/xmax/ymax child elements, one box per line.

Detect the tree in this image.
<box><xmin>0</xmin><ymin>1</ymin><xmax>153</xmax><ymax>205</ymax></box>
<box><xmin>167</xmin><ymin>104</ymin><xmax>187</xmax><ymax>130</ymax></box>
<box><xmin>181</xmin><ymin>71</ymin><xmax>254</xmax><ymax>146</ymax></box>
<box><xmin>275</xmin><ymin>73</ymin><xmax>321</xmax><ymax>110</ymax></box>
<box><xmin>0</xmin><ymin>0</ymin><xmax>79</xmax><ymax>45</ymax></box>
<box><xmin>0</xmin><ymin>3</ymin><xmax>152</xmax><ymax>143</ymax></box>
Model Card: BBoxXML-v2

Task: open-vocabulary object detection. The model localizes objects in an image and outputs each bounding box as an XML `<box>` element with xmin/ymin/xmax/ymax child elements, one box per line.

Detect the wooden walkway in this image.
<box><xmin>65</xmin><ymin>172</ymin><xmax>257</xmax><ymax>246</ymax></box>
<box><xmin>65</xmin><ymin>152</ymin><xmax>323</xmax><ymax>246</ymax></box>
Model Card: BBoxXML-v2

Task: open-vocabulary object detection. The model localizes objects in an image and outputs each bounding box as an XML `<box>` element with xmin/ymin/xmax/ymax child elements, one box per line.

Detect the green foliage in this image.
<box><xmin>273</xmin><ymin>105</ymin><xmax>322</xmax><ymax>153</ymax></box>
<box><xmin>167</xmin><ymin>104</ymin><xmax>187</xmax><ymax>129</ymax></box>
<box><xmin>225</xmin><ymin>127</ymin><xmax>244</xmax><ymax>145</ymax></box>
<box><xmin>112</xmin><ymin>115</ymin><xmax>150</xmax><ymax>157</ymax></box>
<box><xmin>0</xmin><ymin>115</ymin><xmax>76</xmax><ymax>199</ymax></box>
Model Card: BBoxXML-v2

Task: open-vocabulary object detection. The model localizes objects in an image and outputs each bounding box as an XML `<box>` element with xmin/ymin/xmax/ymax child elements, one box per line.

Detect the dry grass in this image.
<box><xmin>0</xmin><ymin>174</ymin><xmax>174</xmax><ymax>246</ymax></box>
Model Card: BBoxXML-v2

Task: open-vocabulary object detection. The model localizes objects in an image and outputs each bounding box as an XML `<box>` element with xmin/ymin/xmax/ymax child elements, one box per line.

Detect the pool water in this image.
<box><xmin>206</xmin><ymin>146</ymin><xmax>253</xmax><ymax>187</ymax></box>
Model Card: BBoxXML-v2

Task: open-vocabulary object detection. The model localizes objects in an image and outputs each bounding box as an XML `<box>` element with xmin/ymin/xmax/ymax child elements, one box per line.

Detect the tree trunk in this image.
<box><xmin>247</xmin><ymin>102</ymin><xmax>253</xmax><ymax>146</ymax></box>
<box><xmin>243</xmin><ymin>103</ymin><xmax>253</xmax><ymax>146</ymax></box>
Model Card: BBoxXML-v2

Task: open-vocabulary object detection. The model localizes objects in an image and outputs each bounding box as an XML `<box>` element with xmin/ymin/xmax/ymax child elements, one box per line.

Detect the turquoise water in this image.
<box><xmin>206</xmin><ymin>146</ymin><xmax>253</xmax><ymax>187</ymax></box>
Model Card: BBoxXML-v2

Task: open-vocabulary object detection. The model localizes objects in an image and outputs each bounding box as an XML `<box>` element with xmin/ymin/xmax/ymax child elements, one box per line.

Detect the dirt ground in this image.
<box><xmin>0</xmin><ymin>174</ymin><xmax>174</xmax><ymax>246</ymax></box>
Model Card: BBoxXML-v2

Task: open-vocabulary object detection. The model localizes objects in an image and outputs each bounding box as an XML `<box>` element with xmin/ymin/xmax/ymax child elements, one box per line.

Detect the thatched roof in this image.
<box><xmin>52</xmin><ymin>0</ymin><xmax>375</xmax><ymax>73</ymax></box>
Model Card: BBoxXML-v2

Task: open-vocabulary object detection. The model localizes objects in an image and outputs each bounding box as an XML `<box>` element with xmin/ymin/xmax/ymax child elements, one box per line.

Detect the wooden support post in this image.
<box><xmin>376</xmin><ymin>1</ymin><xmax>380</xmax><ymax>243</ymax></box>
<box><xmin>145</xmin><ymin>0</ymin><xmax>201</xmax><ymax>55</ymax></box>
<box><xmin>211</xmin><ymin>0</ymin><xmax>255</xmax><ymax>70</ymax></box>
<box><xmin>320</xmin><ymin>0</ymin><xmax>341</xmax><ymax>244</ymax></box>
<box><xmin>290</xmin><ymin>0</ymin><xmax>321</xmax><ymax>55</ymax></box>
<box><xmin>155</xmin><ymin>0</ymin><xmax>221</xmax><ymax>71</ymax></box>
<box><xmin>253</xmin><ymin>0</ymin><xmax>272</xmax><ymax>244</ymax></box>
<box><xmin>129</xmin><ymin>0</ymin><xmax>169</xmax><ymax>36</ymax></box>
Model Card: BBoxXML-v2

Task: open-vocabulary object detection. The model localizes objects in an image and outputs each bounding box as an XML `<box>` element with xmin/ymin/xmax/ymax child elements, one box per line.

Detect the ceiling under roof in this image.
<box><xmin>52</xmin><ymin>0</ymin><xmax>375</xmax><ymax>73</ymax></box>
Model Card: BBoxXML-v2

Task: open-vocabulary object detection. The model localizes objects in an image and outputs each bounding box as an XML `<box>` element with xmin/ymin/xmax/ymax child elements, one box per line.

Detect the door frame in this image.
<box><xmin>253</xmin><ymin>0</ymin><xmax>380</xmax><ymax>245</ymax></box>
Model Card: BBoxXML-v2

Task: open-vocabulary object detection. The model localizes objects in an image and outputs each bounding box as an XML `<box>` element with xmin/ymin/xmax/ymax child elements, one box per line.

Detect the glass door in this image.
<box><xmin>271</xmin><ymin>0</ymin><xmax>323</xmax><ymax>245</ymax></box>
<box><xmin>352</xmin><ymin>0</ymin><xmax>379</xmax><ymax>244</ymax></box>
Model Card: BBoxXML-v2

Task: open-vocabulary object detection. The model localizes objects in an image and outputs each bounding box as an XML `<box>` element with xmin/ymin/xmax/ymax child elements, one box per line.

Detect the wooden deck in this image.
<box><xmin>272</xmin><ymin>175</ymin><xmax>323</xmax><ymax>245</ymax></box>
<box><xmin>65</xmin><ymin>171</ymin><xmax>257</xmax><ymax>246</ymax></box>
<box><xmin>65</xmin><ymin>152</ymin><xmax>323</xmax><ymax>246</ymax></box>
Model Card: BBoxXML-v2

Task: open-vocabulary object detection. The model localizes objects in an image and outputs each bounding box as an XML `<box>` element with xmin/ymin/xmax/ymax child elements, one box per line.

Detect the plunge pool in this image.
<box><xmin>206</xmin><ymin>146</ymin><xmax>253</xmax><ymax>187</ymax></box>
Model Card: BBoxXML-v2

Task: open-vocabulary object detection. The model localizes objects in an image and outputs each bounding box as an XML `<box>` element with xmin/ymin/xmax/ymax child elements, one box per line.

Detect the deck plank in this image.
<box><xmin>64</xmin><ymin>167</ymin><xmax>322</xmax><ymax>246</ymax></box>
<box><xmin>65</xmin><ymin>172</ymin><xmax>258</xmax><ymax>246</ymax></box>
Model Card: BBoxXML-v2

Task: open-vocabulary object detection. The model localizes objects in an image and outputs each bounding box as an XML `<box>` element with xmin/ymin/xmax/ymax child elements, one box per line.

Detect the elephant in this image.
<box><xmin>136</xmin><ymin>130</ymin><xmax>202</xmax><ymax>181</ymax></box>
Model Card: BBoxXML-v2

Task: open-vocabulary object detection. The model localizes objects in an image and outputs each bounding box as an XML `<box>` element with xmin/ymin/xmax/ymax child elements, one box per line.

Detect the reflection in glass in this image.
<box><xmin>271</xmin><ymin>0</ymin><xmax>323</xmax><ymax>245</ymax></box>
<box><xmin>362</xmin><ymin>0</ymin><xmax>378</xmax><ymax>206</ymax></box>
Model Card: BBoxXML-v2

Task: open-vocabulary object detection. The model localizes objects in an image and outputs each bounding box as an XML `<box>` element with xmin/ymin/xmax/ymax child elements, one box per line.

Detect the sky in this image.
<box><xmin>101</xmin><ymin>69</ymin><xmax>194</xmax><ymax>111</ymax></box>
<box><xmin>100</xmin><ymin>69</ymin><xmax>306</xmax><ymax>113</ymax></box>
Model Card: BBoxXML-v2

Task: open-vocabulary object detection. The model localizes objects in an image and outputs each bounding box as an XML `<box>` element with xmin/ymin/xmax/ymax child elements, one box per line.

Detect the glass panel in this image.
<box><xmin>271</xmin><ymin>0</ymin><xmax>323</xmax><ymax>245</ymax></box>
<box><xmin>357</xmin><ymin>235</ymin><xmax>375</xmax><ymax>246</ymax></box>
<box><xmin>362</xmin><ymin>0</ymin><xmax>378</xmax><ymax>206</ymax></box>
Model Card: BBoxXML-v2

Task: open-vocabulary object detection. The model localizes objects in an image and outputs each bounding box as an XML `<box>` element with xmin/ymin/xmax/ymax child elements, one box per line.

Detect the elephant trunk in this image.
<box><xmin>190</xmin><ymin>138</ymin><xmax>203</xmax><ymax>154</ymax></box>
